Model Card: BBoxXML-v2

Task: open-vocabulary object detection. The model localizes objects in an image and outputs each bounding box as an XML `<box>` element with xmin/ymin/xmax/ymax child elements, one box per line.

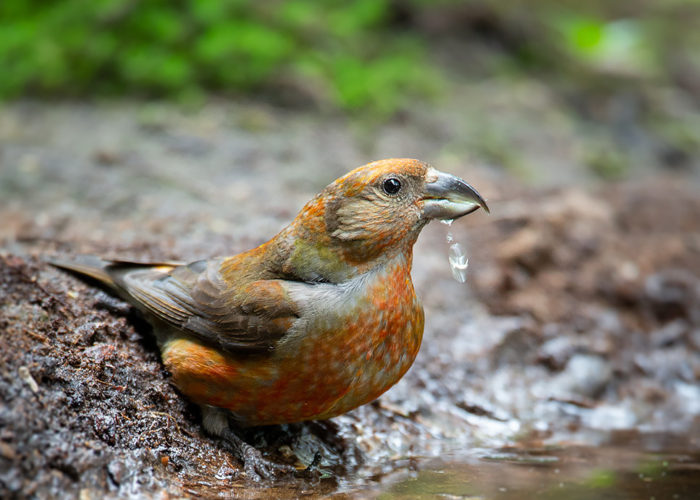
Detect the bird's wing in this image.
<box><xmin>112</xmin><ymin>258</ymin><xmax>300</xmax><ymax>353</ymax></box>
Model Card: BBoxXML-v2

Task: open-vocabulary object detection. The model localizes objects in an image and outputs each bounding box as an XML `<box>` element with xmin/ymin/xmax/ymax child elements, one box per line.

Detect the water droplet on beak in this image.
<box><xmin>442</xmin><ymin>223</ymin><xmax>469</xmax><ymax>283</ymax></box>
<box><xmin>448</xmin><ymin>242</ymin><xmax>469</xmax><ymax>283</ymax></box>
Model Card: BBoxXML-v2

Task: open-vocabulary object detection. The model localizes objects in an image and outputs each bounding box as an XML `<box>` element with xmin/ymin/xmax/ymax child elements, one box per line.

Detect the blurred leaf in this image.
<box><xmin>554</xmin><ymin>14</ymin><xmax>654</xmax><ymax>75</ymax></box>
<box><xmin>121</xmin><ymin>46</ymin><xmax>192</xmax><ymax>90</ymax></box>
<box><xmin>132</xmin><ymin>7</ymin><xmax>185</xmax><ymax>44</ymax></box>
<box><xmin>328</xmin><ymin>0</ymin><xmax>389</xmax><ymax>38</ymax></box>
<box><xmin>280</xmin><ymin>0</ymin><xmax>318</xmax><ymax>28</ymax></box>
<box><xmin>558</xmin><ymin>16</ymin><xmax>603</xmax><ymax>54</ymax></box>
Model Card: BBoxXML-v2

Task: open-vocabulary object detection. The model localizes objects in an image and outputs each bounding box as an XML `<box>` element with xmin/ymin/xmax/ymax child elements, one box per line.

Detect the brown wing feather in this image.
<box><xmin>110</xmin><ymin>258</ymin><xmax>300</xmax><ymax>352</ymax></box>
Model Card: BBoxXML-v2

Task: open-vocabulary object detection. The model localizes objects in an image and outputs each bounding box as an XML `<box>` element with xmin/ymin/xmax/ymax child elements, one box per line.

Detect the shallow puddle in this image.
<box><xmin>366</xmin><ymin>441</ymin><xmax>700</xmax><ymax>499</ymax></box>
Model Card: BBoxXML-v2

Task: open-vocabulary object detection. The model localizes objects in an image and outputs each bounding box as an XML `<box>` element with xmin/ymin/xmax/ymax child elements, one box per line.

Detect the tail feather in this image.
<box><xmin>48</xmin><ymin>255</ymin><xmax>185</xmax><ymax>289</ymax></box>
<box><xmin>47</xmin><ymin>255</ymin><xmax>118</xmax><ymax>290</ymax></box>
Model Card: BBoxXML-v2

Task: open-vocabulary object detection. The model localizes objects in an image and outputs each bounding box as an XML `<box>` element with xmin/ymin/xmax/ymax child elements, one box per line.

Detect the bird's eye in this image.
<box><xmin>382</xmin><ymin>177</ymin><xmax>402</xmax><ymax>195</ymax></box>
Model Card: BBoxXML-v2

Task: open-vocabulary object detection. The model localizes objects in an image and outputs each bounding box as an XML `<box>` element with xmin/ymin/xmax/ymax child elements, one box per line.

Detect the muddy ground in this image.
<box><xmin>1</xmin><ymin>102</ymin><xmax>699</xmax><ymax>498</ymax></box>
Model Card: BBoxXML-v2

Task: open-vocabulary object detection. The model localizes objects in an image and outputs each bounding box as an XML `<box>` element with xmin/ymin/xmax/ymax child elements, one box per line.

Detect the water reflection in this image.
<box><xmin>373</xmin><ymin>441</ymin><xmax>700</xmax><ymax>500</ymax></box>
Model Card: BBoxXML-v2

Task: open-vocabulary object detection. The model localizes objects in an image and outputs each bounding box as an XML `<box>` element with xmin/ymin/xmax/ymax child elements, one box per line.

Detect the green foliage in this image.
<box><xmin>0</xmin><ymin>0</ymin><xmax>439</xmax><ymax>114</ymax></box>
<box><xmin>1</xmin><ymin>0</ymin><xmax>697</xmax><ymax>119</ymax></box>
<box><xmin>552</xmin><ymin>13</ymin><xmax>655</xmax><ymax>76</ymax></box>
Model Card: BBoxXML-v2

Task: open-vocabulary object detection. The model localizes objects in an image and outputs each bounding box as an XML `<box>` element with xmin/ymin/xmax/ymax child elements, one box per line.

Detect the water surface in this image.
<box><xmin>359</xmin><ymin>435</ymin><xmax>700</xmax><ymax>499</ymax></box>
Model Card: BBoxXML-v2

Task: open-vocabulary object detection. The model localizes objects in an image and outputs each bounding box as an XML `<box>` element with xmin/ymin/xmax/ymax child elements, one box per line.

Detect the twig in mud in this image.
<box><xmin>23</xmin><ymin>328</ymin><xmax>49</xmax><ymax>344</ymax></box>
<box><xmin>147</xmin><ymin>411</ymin><xmax>182</xmax><ymax>436</ymax></box>
<box><xmin>547</xmin><ymin>395</ymin><xmax>596</xmax><ymax>409</ymax></box>
<box><xmin>18</xmin><ymin>366</ymin><xmax>40</xmax><ymax>394</ymax></box>
<box><xmin>93</xmin><ymin>378</ymin><xmax>126</xmax><ymax>391</ymax></box>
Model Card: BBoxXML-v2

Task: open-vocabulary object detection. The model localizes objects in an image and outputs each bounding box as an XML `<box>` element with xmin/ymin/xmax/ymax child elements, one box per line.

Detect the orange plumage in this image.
<box><xmin>50</xmin><ymin>158</ymin><xmax>488</xmax><ymax>476</ymax></box>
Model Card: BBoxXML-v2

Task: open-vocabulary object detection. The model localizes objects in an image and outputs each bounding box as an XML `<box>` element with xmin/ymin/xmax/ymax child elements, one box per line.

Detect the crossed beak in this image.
<box><xmin>421</xmin><ymin>168</ymin><xmax>490</xmax><ymax>220</ymax></box>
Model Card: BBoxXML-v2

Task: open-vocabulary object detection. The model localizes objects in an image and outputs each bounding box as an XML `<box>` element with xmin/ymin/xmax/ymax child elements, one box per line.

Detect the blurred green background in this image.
<box><xmin>2</xmin><ymin>0</ymin><xmax>699</xmax><ymax>179</ymax></box>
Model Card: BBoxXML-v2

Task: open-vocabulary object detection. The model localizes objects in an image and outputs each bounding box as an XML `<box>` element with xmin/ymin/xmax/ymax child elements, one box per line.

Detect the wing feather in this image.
<box><xmin>109</xmin><ymin>258</ymin><xmax>301</xmax><ymax>352</ymax></box>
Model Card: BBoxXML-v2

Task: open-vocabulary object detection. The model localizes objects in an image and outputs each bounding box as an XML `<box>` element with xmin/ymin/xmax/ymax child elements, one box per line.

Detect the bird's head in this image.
<box><xmin>279</xmin><ymin>158</ymin><xmax>489</xmax><ymax>282</ymax></box>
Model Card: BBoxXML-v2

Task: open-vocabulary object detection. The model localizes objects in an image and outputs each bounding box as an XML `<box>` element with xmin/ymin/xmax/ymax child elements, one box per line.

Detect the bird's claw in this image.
<box><xmin>219</xmin><ymin>427</ymin><xmax>295</xmax><ymax>481</ymax></box>
<box><xmin>239</xmin><ymin>441</ymin><xmax>296</xmax><ymax>481</ymax></box>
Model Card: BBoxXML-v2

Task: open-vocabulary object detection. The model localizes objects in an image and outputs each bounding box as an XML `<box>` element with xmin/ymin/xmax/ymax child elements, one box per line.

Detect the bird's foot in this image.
<box><xmin>220</xmin><ymin>427</ymin><xmax>296</xmax><ymax>482</ymax></box>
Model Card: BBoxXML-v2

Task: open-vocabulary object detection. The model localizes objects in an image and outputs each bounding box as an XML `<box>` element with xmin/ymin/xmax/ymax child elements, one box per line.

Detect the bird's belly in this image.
<box><xmin>160</xmin><ymin>287</ymin><xmax>424</xmax><ymax>426</ymax></box>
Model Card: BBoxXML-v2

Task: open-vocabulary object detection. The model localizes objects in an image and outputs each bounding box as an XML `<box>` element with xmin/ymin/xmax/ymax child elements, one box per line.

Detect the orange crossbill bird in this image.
<box><xmin>50</xmin><ymin>158</ymin><xmax>489</xmax><ymax>478</ymax></box>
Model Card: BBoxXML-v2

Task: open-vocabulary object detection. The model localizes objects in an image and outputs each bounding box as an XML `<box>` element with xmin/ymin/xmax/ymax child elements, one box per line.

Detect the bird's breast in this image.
<box><xmin>161</xmin><ymin>256</ymin><xmax>424</xmax><ymax>426</ymax></box>
<box><xmin>283</xmin><ymin>257</ymin><xmax>425</xmax><ymax>419</ymax></box>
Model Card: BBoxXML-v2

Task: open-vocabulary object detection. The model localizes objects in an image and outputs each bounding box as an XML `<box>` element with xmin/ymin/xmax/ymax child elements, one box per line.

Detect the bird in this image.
<box><xmin>50</xmin><ymin>158</ymin><xmax>489</xmax><ymax>479</ymax></box>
